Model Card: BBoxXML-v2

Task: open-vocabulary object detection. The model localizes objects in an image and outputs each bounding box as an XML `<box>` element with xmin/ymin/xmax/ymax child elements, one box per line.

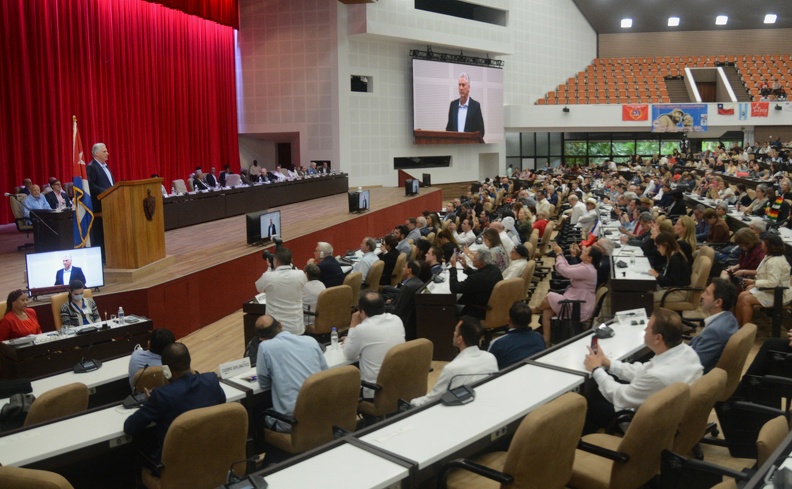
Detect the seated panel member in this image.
<box><xmin>123</xmin><ymin>343</ymin><xmax>226</xmax><ymax>465</ymax></box>
<box><xmin>255</xmin><ymin>248</ymin><xmax>307</xmax><ymax>335</ymax></box>
<box><xmin>44</xmin><ymin>180</ymin><xmax>71</xmax><ymax>209</ymax></box>
<box><xmin>60</xmin><ymin>279</ymin><xmax>100</xmax><ymax>328</ymax></box>
<box><xmin>0</xmin><ymin>290</ymin><xmax>43</xmax><ymax>341</ymax></box>
<box><xmin>690</xmin><ymin>278</ymin><xmax>739</xmax><ymax>373</ymax></box>
<box><xmin>255</xmin><ymin>315</ymin><xmax>328</xmax><ymax>432</ymax></box>
<box><xmin>411</xmin><ymin>316</ymin><xmax>498</xmax><ymax>407</ymax></box>
<box><xmin>22</xmin><ymin>184</ymin><xmax>52</xmax><ymax>218</ymax></box>
<box><xmin>307</xmin><ymin>241</ymin><xmax>345</xmax><ymax>288</ymax></box>
<box><xmin>128</xmin><ymin>328</ymin><xmax>177</xmax><ymax>387</ymax></box>
<box><xmin>582</xmin><ymin>307</ymin><xmax>702</xmax><ymax>434</ymax></box>
<box><xmin>488</xmin><ymin>301</ymin><xmax>545</xmax><ymax>369</ymax></box>
<box><xmin>344</xmin><ymin>291</ymin><xmax>405</xmax><ymax>397</ymax></box>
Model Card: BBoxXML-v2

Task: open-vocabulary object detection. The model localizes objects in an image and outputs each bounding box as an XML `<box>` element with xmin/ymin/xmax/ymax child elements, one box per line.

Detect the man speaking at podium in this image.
<box><xmin>445</xmin><ymin>73</ymin><xmax>485</xmax><ymax>139</ymax></box>
<box><xmin>86</xmin><ymin>143</ymin><xmax>114</xmax><ymax>252</ymax></box>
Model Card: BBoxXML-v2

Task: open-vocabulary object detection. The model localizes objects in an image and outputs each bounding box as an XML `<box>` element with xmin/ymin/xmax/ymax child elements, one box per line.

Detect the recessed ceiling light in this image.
<box><xmin>765</xmin><ymin>14</ymin><xmax>777</xmax><ymax>24</ymax></box>
<box><xmin>668</xmin><ymin>17</ymin><xmax>680</xmax><ymax>27</ymax></box>
<box><xmin>715</xmin><ymin>15</ymin><xmax>728</xmax><ymax>25</ymax></box>
<box><xmin>621</xmin><ymin>18</ymin><xmax>632</xmax><ymax>28</ymax></box>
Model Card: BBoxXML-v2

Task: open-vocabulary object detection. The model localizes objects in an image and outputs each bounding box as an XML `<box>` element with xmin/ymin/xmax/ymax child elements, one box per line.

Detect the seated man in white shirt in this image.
<box><xmin>410</xmin><ymin>316</ymin><xmax>498</xmax><ymax>407</ymax></box>
<box><xmin>343</xmin><ymin>291</ymin><xmax>405</xmax><ymax>398</ymax></box>
<box><xmin>351</xmin><ymin>237</ymin><xmax>379</xmax><ymax>282</ymax></box>
<box><xmin>582</xmin><ymin>307</ymin><xmax>703</xmax><ymax>434</ymax></box>
<box><xmin>454</xmin><ymin>218</ymin><xmax>476</xmax><ymax>246</ymax></box>
<box><xmin>562</xmin><ymin>194</ymin><xmax>586</xmax><ymax>225</ymax></box>
<box><xmin>576</xmin><ymin>198</ymin><xmax>599</xmax><ymax>235</ymax></box>
<box><xmin>255</xmin><ymin>248</ymin><xmax>307</xmax><ymax>335</ymax></box>
<box><xmin>502</xmin><ymin>244</ymin><xmax>529</xmax><ymax>280</ymax></box>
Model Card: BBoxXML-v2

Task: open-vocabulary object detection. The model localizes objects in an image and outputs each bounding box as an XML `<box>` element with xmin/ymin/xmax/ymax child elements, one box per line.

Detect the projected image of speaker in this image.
<box><xmin>348</xmin><ymin>190</ymin><xmax>370</xmax><ymax>213</ymax></box>
<box><xmin>405</xmin><ymin>179</ymin><xmax>419</xmax><ymax>196</ymax></box>
<box><xmin>26</xmin><ymin>247</ymin><xmax>105</xmax><ymax>294</ymax></box>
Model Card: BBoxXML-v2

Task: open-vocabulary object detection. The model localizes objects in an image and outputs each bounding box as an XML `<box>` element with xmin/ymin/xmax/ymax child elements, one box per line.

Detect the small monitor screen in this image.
<box><xmin>405</xmin><ymin>179</ymin><xmax>419</xmax><ymax>196</ymax></box>
<box><xmin>260</xmin><ymin>210</ymin><xmax>281</xmax><ymax>242</ymax></box>
<box><xmin>358</xmin><ymin>190</ymin><xmax>370</xmax><ymax>211</ymax></box>
<box><xmin>26</xmin><ymin>247</ymin><xmax>105</xmax><ymax>290</ymax></box>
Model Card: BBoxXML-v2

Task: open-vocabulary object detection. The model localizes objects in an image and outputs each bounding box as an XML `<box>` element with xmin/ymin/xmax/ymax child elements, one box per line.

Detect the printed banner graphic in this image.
<box><xmin>651</xmin><ymin>104</ymin><xmax>708</xmax><ymax>133</ymax></box>
<box><xmin>751</xmin><ymin>102</ymin><xmax>769</xmax><ymax>117</ymax></box>
<box><xmin>622</xmin><ymin>104</ymin><xmax>648</xmax><ymax>121</ymax></box>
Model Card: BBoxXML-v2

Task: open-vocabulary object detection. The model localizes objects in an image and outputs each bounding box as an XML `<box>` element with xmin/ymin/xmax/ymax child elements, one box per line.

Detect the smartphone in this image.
<box><xmin>590</xmin><ymin>336</ymin><xmax>599</xmax><ymax>354</ymax></box>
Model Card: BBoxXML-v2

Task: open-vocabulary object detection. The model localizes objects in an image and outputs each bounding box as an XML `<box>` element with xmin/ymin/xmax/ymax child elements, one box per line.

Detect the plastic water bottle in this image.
<box><xmin>117</xmin><ymin>307</ymin><xmax>125</xmax><ymax>325</ymax></box>
<box><xmin>330</xmin><ymin>327</ymin><xmax>339</xmax><ymax>351</ymax></box>
<box><xmin>170</xmin><ymin>186</ymin><xmax>175</xmax><ymax>196</ymax></box>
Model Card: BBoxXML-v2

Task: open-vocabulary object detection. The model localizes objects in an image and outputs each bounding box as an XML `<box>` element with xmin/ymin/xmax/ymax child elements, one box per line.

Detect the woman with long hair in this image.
<box><xmin>650</xmin><ymin>231</ymin><xmax>691</xmax><ymax>306</ymax></box>
<box><xmin>673</xmin><ymin>215</ymin><xmax>697</xmax><ymax>263</ymax></box>
<box><xmin>735</xmin><ymin>234</ymin><xmax>792</xmax><ymax>325</ymax></box>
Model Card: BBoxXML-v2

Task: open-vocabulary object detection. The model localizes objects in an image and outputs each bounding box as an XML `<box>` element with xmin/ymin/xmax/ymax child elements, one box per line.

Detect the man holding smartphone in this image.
<box><xmin>581</xmin><ymin>308</ymin><xmax>702</xmax><ymax>434</ymax></box>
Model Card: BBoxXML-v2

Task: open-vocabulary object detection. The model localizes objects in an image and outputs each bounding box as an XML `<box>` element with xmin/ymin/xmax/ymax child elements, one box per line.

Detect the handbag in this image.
<box><xmin>551</xmin><ymin>300</ymin><xmax>583</xmax><ymax>344</ymax></box>
<box><xmin>0</xmin><ymin>392</ymin><xmax>35</xmax><ymax>431</ymax></box>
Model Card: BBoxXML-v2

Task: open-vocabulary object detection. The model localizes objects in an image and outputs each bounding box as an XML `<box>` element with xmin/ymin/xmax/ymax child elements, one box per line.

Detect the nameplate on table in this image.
<box><xmin>219</xmin><ymin>358</ymin><xmax>251</xmax><ymax>379</ymax></box>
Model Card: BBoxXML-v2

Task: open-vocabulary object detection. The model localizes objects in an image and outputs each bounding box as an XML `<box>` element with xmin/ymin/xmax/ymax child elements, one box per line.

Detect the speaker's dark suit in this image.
<box><xmin>446</xmin><ymin>97</ymin><xmax>485</xmax><ymax>138</ymax></box>
<box><xmin>55</xmin><ymin>266</ymin><xmax>86</xmax><ymax>286</ymax></box>
<box><xmin>45</xmin><ymin>190</ymin><xmax>71</xmax><ymax>209</ymax></box>
<box><xmin>86</xmin><ymin>160</ymin><xmax>113</xmax><ymax>213</ymax></box>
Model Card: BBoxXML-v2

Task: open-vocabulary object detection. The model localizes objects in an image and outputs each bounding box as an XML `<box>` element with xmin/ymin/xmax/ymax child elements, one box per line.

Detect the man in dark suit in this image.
<box><xmin>205</xmin><ymin>167</ymin><xmax>218</xmax><ymax>187</ymax></box>
<box><xmin>445</xmin><ymin>73</ymin><xmax>485</xmax><ymax>139</ymax></box>
<box><xmin>267</xmin><ymin>218</ymin><xmax>277</xmax><ymax>238</ymax></box>
<box><xmin>54</xmin><ymin>254</ymin><xmax>86</xmax><ymax>286</ymax></box>
<box><xmin>449</xmin><ymin>248</ymin><xmax>503</xmax><ymax>319</ymax></box>
<box><xmin>690</xmin><ymin>278</ymin><xmax>739</xmax><ymax>373</ymax></box>
<box><xmin>307</xmin><ymin>241</ymin><xmax>345</xmax><ymax>287</ymax></box>
<box><xmin>44</xmin><ymin>180</ymin><xmax>71</xmax><ymax>209</ymax></box>
<box><xmin>86</xmin><ymin>143</ymin><xmax>114</xmax><ymax>251</ymax></box>
<box><xmin>386</xmin><ymin>260</ymin><xmax>425</xmax><ymax>340</ymax></box>
<box><xmin>123</xmin><ymin>343</ymin><xmax>226</xmax><ymax>465</ymax></box>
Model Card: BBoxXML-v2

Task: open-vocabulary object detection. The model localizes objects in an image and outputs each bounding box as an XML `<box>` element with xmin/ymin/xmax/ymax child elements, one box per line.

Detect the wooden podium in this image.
<box><xmin>97</xmin><ymin>178</ymin><xmax>166</xmax><ymax>270</ymax></box>
<box><xmin>413</xmin><ymin>129</ymin><xmax>484</xmax><ymax>145</ymax></box>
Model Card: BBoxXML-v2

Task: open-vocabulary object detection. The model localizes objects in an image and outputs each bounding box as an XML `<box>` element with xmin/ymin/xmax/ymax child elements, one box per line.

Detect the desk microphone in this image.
<box><xmin>72</xmin><ymin>334</ymin><xmax>103</xmax><ymax>373</ymax></box>
<box><xmin>441</xmin><ymin>372</ymin><xmax>498</xmax><ymax>406</ymax></box>
<box><xmin>123</xmin><ymin>364</ymin><xmax>149</xmax><ymax>409</ymax></box>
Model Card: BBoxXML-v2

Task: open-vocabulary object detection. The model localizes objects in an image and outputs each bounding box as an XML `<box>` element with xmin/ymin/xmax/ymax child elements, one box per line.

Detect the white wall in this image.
<box><xmin>238</xmin><ymin>137</ymin><xmax>277</xmax><ymax>170</ymax></box>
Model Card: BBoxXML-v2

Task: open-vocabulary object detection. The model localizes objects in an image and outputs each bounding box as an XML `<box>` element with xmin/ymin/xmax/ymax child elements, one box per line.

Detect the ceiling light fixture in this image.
<box><xmin>668</xmin><ymin>17</ymin><xmax>680</xmax><ymax>27</ymax></box>
<box><xmin>715</xmin><ymin>15</ymin><xmax>728</xmax><ymax>26</ymax></box>
<box><xmin>765</xmin><ymin>14</ymin><xmax>777</xmax><ymax>24</ymax></box>
<box><xmin>621</xmin><ymin>18</ymin><xmax>632</xmax><ymax>28</ymax></box>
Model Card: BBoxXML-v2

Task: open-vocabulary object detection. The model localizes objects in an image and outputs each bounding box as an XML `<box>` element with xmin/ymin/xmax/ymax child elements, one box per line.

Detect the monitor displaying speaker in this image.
<box><xmin>422</xmin><ymin>173</ymin><xmax>431</xmax><ymax>187</ymax></box>
<box><xmin>348</xmin><ymin>190</ymin><xmax>370</xmax><ymax>213</ymax></box>
<box><xmin>26</xmin><ymin>247</ymin><xmax>105</xmax><ymax>292</ymax></box>
<box><xmin>405</xmin><ymin>179</ymin><xmax>419</xmax><ymax>196</ymax></box>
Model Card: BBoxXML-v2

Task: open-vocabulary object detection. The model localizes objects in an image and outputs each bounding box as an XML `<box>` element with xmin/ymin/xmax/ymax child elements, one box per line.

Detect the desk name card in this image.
<box><xmin>219</xmin><ymin>358</ymin><xmax>251</xmax><ymax>379</ymax></box>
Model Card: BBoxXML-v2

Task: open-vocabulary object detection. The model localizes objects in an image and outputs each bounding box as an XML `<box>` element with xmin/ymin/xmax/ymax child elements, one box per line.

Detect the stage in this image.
<box><xmin>1</xmin><ymin>187</ymin><xmax>442</xmax><ymax>339</ymax></box>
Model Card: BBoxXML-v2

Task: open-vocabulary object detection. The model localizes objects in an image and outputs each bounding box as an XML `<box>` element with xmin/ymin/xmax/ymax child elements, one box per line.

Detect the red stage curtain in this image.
<box><xmin>0</xmin><ymin>0</ymin><xmax>239</xmax><ymax>224</ymax></box>
<box><xmin>144</xmin><ymin>0</ymin><xmax>239</xmax><ymax>29</ymax></box>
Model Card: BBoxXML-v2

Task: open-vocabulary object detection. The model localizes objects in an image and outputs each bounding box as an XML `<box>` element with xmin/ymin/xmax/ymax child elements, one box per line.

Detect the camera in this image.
<box><xmin>262</xmin><ymin>238</ymin><xmax>285</xmax><ymax>268</ymax></box>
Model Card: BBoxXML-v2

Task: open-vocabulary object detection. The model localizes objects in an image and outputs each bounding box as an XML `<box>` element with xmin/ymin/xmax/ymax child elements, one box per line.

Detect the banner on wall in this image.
<box><xmin>739</xmin><ymin>103</ymin><xmax>749</xmax><ymax>120</ymax></box>
<box><xmin>622</xmin><ymin>104</ymin><xmax>648</xmax><ymax>121</ymax></box>
<box><xmin>651</xmin><ymin>104</ymin><xmax>708</xmax><ymax>133</ymax></box>
<box><xmin>751</xmin><ymin>102</ymin><xmax>770</xmax><ymax>117</ymax></box>
<box><xmin>717</xmin><ymin>103</ymin><xmax>734</xmax><ymax>115</ymax></box>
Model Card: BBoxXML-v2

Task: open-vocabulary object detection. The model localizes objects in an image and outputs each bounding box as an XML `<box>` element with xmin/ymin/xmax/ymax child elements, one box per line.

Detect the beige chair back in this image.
<box><xmin>224</xmin><ymin>174</ymin><xmax>241</xmax><ymax>187</ymax></box>
<box><xmin>0</xmin><ymin>467</ymin><xmax>74</xmax><ymax>489</ymax></box>
<box><xmin>425</xmin><ymin>232</ymin><xmax>436</xmax><ymax>245</ymax></box>
<box><xmin>687</xmin><ymin>255</ymin><xmax>711</xmax><ymax>305</ymax></box>
<box><xmin>757</xmin><ymin>415</ymin><xmax>789</xmax><ymax>467</ymax></box>
<box><xmin>521</xmin><ymin>260</ymin><xmax>536</xmax><ymax>297</ymax></box>
<box><xmin>502</xmin><ymin>392</ymin><xmax>587</xmax><ymax>489</ymax></box>
<box><xmin>51</xmin><ymin>289</ymin><xmax>94</xmax><ymax>331</ymax></box>
<box><xmin>408</xmin><ymin>244</ymin><xmax>417</xmax><ymax>261</ymax></box>
<box><xmin>714</xmin><ymin>323</ymin><xmax>757</xmax><ymax>401</ymax></box>
<box><xmin>343</xmin><ymin>272</ymin><xmax>363</xmax><ymax>309</ymax></box>
<box><xmin>364</xmin><ymin>260</ymin><xmax>384</xmax><ymax>289</ymax></box>
<box><xmin>310</xmin><ymin>285</ymin><xmax>353</xmax><ymax>335</ymax></box>
<box><xmin>695</xmin><ymin>245</ymin><xmax>715</xmax><ymax>264</ymax></box>
<box><xmin>482</xmin><ymin>278</ymin><xmax>525</xmax><ymax>331</ymax></box>
<box><xmin>608</xmin><ymin>383</ymin><xmax>690</xmax><ymax>489</ymax></box>
<box><xmin>537</xmin><ymin>221</ymin><xmax>555</xmax><ymax>258</ymax></box>
<box><xmin>25</xmin><ymin>383</ymin><xmax>89</xmax><ymax>427</ymax></box>
<box><xmin>359</xmin><ymin>339</ymin><xmax>433</xmax><ymax>418</ymax></box>
<box><xmin>673</xmin><ymin>368</ymin><xmax>727</xmax><ymax>456</ymax></box>
<box><xmin>152</xmin><ymin>403</ymin><xmax>248</xmax><ymax>489</ymax></box>
<box><xmin>132</xmin><ymin>366</ymin><xmax>168</xmax><ymax>393</ymax></box>
<box><xmin>172</xmin><ymin>179</ymin><xmax>188</xmax><ymax>195</ymax></box>
<box><xmin>265</xmin><ymin>366</ymin><xmax>360</xmax><ymax>454</ymax></box>
<box><xmin>390</xmin><ymin>253</ymin><xmax>407</xmax><ymax>286</ymax></box>
<box><xmin>529</xmin><ymin>230</ymin><xmax>539</xmax><ymax>259</ymax></box>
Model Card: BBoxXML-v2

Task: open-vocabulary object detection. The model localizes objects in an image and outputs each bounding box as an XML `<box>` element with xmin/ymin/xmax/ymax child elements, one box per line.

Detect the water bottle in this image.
<box><xmin>170</xmin><ymin>186</ymin><xmax>175</xmax><ymax>196</ymax></box>
<box><xmin>117</xmin><ymin>307</ymin><xmax>125</xmax><ymax>325</ymax></box>
<box><xmin>330</xmin><ymin>327</ymin><xmax>339</xmax><ymax>351</ymax></box>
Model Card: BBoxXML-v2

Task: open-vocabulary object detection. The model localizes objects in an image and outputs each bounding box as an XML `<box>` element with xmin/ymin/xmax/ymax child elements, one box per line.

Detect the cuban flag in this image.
<box><xmin>72</xmin><ymin>117</ymin><xmax>93</xmax><ymax>248</ymax></box>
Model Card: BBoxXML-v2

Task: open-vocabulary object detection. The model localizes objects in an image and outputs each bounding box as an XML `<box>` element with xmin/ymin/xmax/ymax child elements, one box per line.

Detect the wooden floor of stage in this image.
<box><xmin>0</xmin><ymin>186</ymin><xmax>442</xmax><ymax>306</ymax></box>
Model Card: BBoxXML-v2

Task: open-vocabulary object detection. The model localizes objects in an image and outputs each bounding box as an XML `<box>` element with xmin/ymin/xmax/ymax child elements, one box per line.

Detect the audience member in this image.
<box><xmin>302</xmin><ymin>263</ymin><xmax>325</xmax><ymax>328</ymax></box>
<box><xmin>411</xmin><ymin>316</ymin><xmax>498</xmax><ymax>407</ymax></box>
<box><xmin>394</xmin><ymin>225</ymin><xmax>411</xmax><ymax>255</ymax></box>
<box><xmin>344</xmin><ymin>291</ymin><xmax>405</xmax><ymax>397</ymax></box>
<box><xmin>488</xmin><ymin>302</ymin><xmax>545</xmax><ymax>369</ymax></box>
<box><xmin>502</xmin><ymin>244</ymin><xmax>529</xmax><ymax>280</ymax></box>
<box><xmin>405</xmin><ymin>217</ymin><xmax>421</xmax><ymax>243</ymax></box>
<box><xmin>385</xmin><ymin>260</ymin><xmax>424</xmax><ymax>340</ymax></box>
<box><xmin>308</xmin><ymin>241</ymin><xmax>345</xmax><ymax>287</ymax></box>
<box><xmin>735</xmin><ymin>234</ymin><xmax>792</xmax><ymax>325</ymax></box>
<box><xmin>581</xmin><ymin>308</ymin><xmax>703</xmax><ymax>434</ymax></box>
<box><xmin>255</xmin><ymin>315</ymin><xmax>327</xmax><ymax>431</ymax></box>
<box><xmin>255</xmin><ymin>248</ymin><xmax>307</xmax><ymax>335</ymax></box>
<box><xmin>690</xmin><ymin>278</ymin><xmax>739</xmax><ymax>373</ymax></box>
<box><xmin>450</xmin><ymin>248</ymin><xmax>503</xmax><ymax>319</ymax></box>
<box><xmin>124</xmin><ymin>343</ymin><xmax>226</xmax><ymax>464</ymax></box>
<box><xmin>128</xmin><ymin>328</ymin><xmax>176</xmax><ymax>386</ymax></box>
<box><xmin>351</xmin><ymin>237</ymin><xmax>379</xmax><ymax>282</ymax></box>
<box><xmin>378</xmin><ymin>235</ymin><xmax>401</xmax><ymax>286</ymax></box>
<box><xmin>455</xmin><ymin>218</ymin><xmax>476</xmax><ymax>246</ymax></box>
